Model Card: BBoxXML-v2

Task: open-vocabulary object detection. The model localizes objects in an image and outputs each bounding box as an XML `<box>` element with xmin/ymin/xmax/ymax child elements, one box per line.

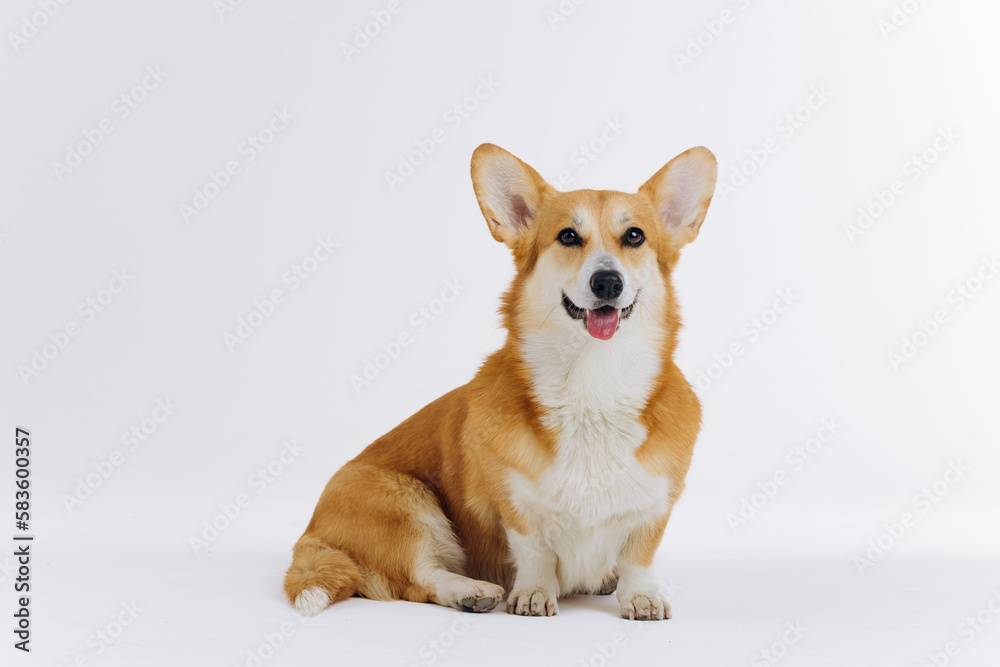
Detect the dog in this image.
<box><xmin>284</xmin><ymin>143</ymin><xmax>717</xmax><ymax>620</ymax></box>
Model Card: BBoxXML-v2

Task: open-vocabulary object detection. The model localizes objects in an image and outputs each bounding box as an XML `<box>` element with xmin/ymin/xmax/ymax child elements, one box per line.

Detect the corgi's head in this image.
<box><xmin>470</xmin><ymin>144</ymin><xmax>716</xmax><ymax>352</ymax></box>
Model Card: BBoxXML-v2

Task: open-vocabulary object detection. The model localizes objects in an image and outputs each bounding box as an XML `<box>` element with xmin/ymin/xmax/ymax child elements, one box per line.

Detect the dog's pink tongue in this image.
<box><xmin>587</xmin><ymin>308</ymin><xmax>619</xmax><ymax>340</ymax></box>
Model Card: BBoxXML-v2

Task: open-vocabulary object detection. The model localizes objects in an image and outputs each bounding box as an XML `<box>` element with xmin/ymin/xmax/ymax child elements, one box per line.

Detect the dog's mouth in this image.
<box><xmin>562</xmin><ymin>293</ymin><xmax>636</xmax><ymax>341</ymax></box>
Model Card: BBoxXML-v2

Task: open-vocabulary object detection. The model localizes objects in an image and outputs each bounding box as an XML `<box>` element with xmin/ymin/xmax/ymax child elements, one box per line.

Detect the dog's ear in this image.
<box><xmin>471</xmin><ymin>144</ymin><xmax>554</xmax><ymax>246</ymax></box>
<box><xmin>639</xmin><ymin>146</ymin><xmax>717</xmax><ymax>246</ymax></box>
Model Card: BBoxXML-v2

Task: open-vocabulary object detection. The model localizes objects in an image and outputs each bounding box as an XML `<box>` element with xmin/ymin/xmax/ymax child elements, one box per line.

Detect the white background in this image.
<box><xmin>2</xmin><ymin>1</ymin><xmax>999</xmax><ymax>665</ymax></box>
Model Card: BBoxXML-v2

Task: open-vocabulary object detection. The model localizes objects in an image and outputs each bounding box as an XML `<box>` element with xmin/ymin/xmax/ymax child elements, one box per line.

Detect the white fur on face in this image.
<box><xmin>562</xmin><ymin>208</ymin><xmax>640</xmax><ymax>310</ymax></box>
<box><xmin>508</xmin><ymin>221</ymin><xmax>672</xmax><ymax>595</ymax></box>
<box><xmin>566</xmin><ymin>250</ymin><xmax>635</xmax><ymax>310</ymax></box>
<box><xmin>514</xmin><ymin>231</ymin><xmax>666</xmax><ymax>352</ymax></box>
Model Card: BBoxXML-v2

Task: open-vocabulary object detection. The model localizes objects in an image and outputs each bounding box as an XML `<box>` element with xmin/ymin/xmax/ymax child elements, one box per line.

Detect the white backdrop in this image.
<box><xmin>2</xmin><ymin>1</ymin><xmax>999</xmax><ymax>665</ymax></box>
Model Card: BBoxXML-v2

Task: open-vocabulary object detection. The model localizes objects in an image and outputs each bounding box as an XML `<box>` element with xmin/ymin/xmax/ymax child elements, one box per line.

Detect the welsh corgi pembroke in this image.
<box><xmin>285</xmin><ymin>143</ymin><xmax>717</xmax><ymax>620</ymax></box>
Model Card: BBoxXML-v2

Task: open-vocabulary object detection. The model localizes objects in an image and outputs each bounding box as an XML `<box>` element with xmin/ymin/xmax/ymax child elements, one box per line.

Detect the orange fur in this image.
<box><xmin>284</xmin><ymin>535</ymin><xmax>361</xmax><ymax>604</ymax></box>
<box><xmin>284</xmin><ymin>143</ymin><xmax>716</xmax><ymax>619</ymax></box>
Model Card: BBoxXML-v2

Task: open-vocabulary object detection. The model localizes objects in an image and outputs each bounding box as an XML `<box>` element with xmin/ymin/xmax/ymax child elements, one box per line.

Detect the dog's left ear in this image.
<box><xmin>471</xmin><ymin>144</ymin><xmax>554</xmax><ymax>247</ymax></box>
<box><xmin>639</xmin><ymin>146</ymin><xmax>718</xmax><ymax>246</ymax></box>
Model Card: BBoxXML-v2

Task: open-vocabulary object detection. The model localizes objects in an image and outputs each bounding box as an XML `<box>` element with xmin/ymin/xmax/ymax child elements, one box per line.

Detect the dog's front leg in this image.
<box><xmin>616</xmin><ymin>515</ymin><xmax>672</xmax><ymax>620</ymax></box>
<box><xmin>505</xmin><ymin>528</ymin><xmax>560</xmax><ymax>616</ymax></box>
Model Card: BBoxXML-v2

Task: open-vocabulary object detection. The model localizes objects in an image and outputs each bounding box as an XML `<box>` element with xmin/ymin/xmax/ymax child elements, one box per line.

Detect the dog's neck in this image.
<box><xmin>516</xmin><ymin>320</ymin><xmax>667</xmax><ymax>429</ymax></box>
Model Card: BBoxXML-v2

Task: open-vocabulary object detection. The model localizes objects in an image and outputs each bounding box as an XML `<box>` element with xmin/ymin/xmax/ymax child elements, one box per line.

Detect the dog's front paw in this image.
<box><xmin>618</xmin><ymin>591</ymin><xmax>671</xmax><ymax>621</ymax></box>
<box><xmin>506</xmin><ymin>587</ymin><xmax>558</xmax><ymax>616</ymax></box>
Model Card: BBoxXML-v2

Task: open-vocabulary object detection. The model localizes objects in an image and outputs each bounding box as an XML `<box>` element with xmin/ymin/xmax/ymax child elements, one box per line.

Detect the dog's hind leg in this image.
<box><xmin>410</xmin><ymin>508</ymin><xmax>505</xmax><ymax>613</ymax></box>
<box><xmin>288</xmin><ymin>463</ymin><xmax>503</xmax><ymax>614</ymax></box>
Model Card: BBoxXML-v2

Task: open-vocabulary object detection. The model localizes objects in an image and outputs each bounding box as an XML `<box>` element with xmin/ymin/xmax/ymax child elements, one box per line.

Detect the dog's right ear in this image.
<box><xmin>471</xmin><ymin>144</ymin><xmax>553</xmax><ymax>247</ymax></box>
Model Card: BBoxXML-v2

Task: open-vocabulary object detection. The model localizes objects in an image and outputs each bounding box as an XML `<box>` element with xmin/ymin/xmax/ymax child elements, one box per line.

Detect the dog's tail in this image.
<box><xmin>284</xmin><ymin>535</ymin><xmax>362</xmax><ymax>616</ymax></box>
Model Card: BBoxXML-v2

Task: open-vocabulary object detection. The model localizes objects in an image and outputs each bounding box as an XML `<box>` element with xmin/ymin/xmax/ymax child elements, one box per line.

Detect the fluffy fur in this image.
<box><xmin>284</xmin><ymin>143</ymin><xmax>717</xmax><ymax>620</ymax></box>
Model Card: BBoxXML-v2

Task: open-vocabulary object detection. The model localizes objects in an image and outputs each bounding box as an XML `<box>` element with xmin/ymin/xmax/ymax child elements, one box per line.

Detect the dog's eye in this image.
<box><xmin>558</xmin><ymin>228</ymin><xmax>580</xmax><ymax>246</ymax></box>
<box><xmin>623</xmin><ymin>227</ymin><xmax>645</xmax><ymax>247</ymax></box>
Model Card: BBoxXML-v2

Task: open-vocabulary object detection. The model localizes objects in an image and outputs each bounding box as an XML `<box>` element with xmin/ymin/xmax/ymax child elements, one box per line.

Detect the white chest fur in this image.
<box><xmin>510</xmin><ymin>327</ymin><xmax>672</xmax><ymax>592</ymax></box>
<box><xmin>507</xmin><ymin>421</ymin><xmax>670</xmax><ymax>591</ymax></box>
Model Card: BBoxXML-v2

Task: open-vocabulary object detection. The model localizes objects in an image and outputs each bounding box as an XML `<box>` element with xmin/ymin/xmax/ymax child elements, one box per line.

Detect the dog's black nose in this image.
<box><xmin>590</xmin><ymin>270</ymin><xmax>624</xmax><ymax>300</ymax></box>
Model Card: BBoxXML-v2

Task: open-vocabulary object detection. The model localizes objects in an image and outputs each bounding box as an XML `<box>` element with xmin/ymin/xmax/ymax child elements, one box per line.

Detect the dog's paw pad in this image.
<box><xmin>450</xmin><ymin>581</ymin><xmax>504</xmax><ymax>613</ymax></box>
<box><xmin>460</xmin><ymin>593</ymin><xmax>501</xmax><ymax>612</ymax></box>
